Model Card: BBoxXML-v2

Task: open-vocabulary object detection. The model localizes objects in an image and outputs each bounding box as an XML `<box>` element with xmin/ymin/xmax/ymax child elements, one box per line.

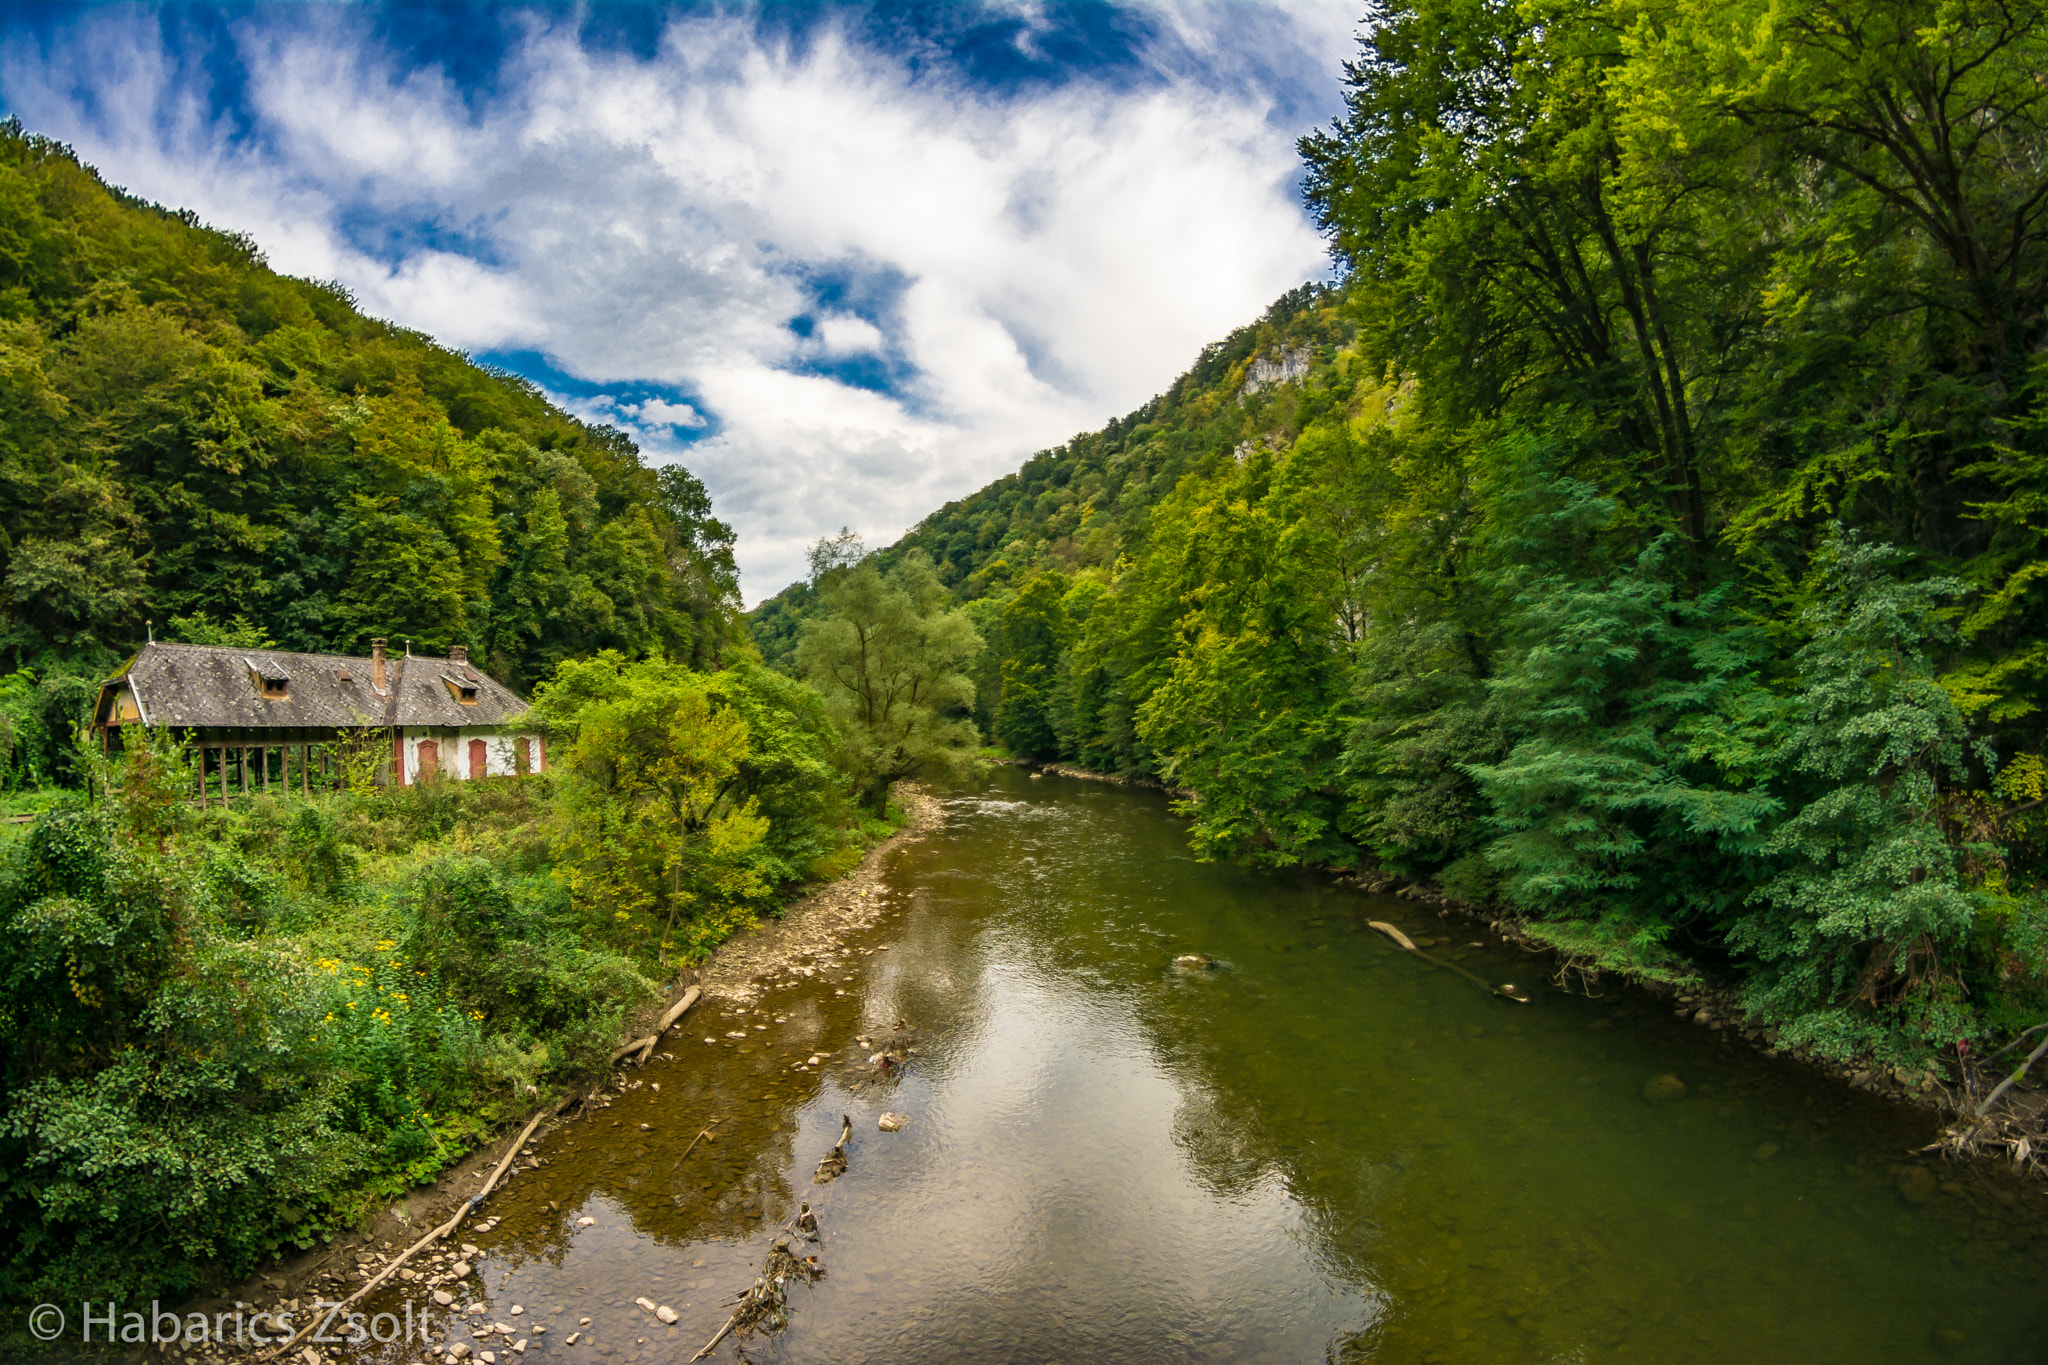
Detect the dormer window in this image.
<box><xmin>442</xmin><ymin>675</ymin><xmax>480</xmax><ymax>705</ymax></box>
<box><xmin>244</xmin><ymin>657</ymin><xmax>290</xmax><ymax>701</ymax></box>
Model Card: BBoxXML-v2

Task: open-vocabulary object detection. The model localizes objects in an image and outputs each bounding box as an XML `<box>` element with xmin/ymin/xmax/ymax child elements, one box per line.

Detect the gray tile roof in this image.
<box><xmin>97</xmin><ymin>642</ymin><xmax>528</xmax><ymax>730</ymax></box>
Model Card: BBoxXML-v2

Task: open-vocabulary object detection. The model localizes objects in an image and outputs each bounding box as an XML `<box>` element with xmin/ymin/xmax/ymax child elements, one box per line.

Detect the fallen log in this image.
<box><xmin>610</xmin><ymin>985</ymin><xmax>703</xmax><ymax>1064</ymax></box>
<box><xmin>1369</xmin><ymin>921</ymin><xmax>1529</xmax><ymax>1004</ymax></box>
<box><xmin>257</xmin><ymin>1099</ymin><xmax>561</xmax><ymax>1360</ymax></box>
<box><xmin>1368</xmin><ymin>921</ymin><xmax>1417</xmax><ymax>952</ymax></box>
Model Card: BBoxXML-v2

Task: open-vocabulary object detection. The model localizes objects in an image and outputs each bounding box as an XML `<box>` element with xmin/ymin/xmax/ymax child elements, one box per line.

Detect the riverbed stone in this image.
<box><xmin>656</xmin><ymin>1306</ymin><xmax>678</xmax><ymax>1324</ymax></box>
<box><xmin>433</xmin><ymin>1290</ymin><xmax>455</xmax><ymax>1306</ymax></box>
<box><xmin>1898</xmin><ymin>1167</ymin><xmax>1939</xmax><ymax>1204</ymax></box>
<box><xmin>879</xmin><ymin>1112</ymin><xmax>909</xmax><ymax>1131</ymax></box>
<box><xmin>1752</xmin><ymin>1142</ymin><xmax>1780</xmax><ymax>1162</ymax></box>
<box><xmin>1643</xmin><ymin>1074</ymin><xmax>1689</xmax><ymax>1104</ymax></box>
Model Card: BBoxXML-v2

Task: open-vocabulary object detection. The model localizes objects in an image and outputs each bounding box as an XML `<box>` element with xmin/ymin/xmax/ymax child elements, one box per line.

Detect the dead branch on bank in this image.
<box><xmin>611</xmin><ymin>985</ymin><xmax>703</xmax><ymax>1065</ymax></box>
<box><xmin>257</xmin><ymin>1100</ymin><xmax>560</xmax><ymax>1360</ymax></box>
<box><xmin>1548</xmin><ymin>951</ymin><xmax>1605</xmax><ymax>997</ymax></box>
<box><xmin>1976</xmin><ymin>1031</ymin><xmax>2048</xmax><ymax>1122</ymax></box>
<box><xmin>1921</xmin><ymin>1027</ymin><xmax>2048</xmax><ymax>1173</ymax></box>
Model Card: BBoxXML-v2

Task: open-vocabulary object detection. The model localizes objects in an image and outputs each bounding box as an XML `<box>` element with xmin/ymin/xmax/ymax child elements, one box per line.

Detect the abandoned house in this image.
<box><xmin>93</xmin><ymin>638</ymin><xmax>545</xmax><ymax>803</ymax></box>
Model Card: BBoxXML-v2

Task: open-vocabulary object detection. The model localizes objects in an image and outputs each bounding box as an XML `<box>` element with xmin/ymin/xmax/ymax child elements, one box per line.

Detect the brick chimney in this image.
<box><xmin>371</xmin><ymin>638</ymin><xmax>387</xmax><ymax>690</ymax></box>
<box><xmin>449</xmin><ymin>644</ymin><xmax>468</xmax><ymax>666</ymax></box>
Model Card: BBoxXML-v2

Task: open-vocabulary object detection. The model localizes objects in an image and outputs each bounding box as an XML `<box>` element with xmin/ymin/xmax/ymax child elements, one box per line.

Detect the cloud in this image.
<box><xmin>0</xmin><ymin>3</ymin><xmax>1352</xmax><ymax>600</ymax></box>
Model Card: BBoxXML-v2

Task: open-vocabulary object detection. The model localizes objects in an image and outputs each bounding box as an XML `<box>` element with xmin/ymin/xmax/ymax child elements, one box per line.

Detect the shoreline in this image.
<box><xmin>1024</xmin><ymin>761</ymin><xmax>2045</xmax><ymax>1163</ymax></box>
<box><xmin>144</xmin><ymin>787</ymin><xmax>948</xmax><ymax>1364</ymax></box>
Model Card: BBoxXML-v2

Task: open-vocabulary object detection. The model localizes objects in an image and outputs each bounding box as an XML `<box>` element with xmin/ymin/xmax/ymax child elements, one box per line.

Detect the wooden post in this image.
<box><xmin>221</xmin><ymin>747</ymin><xmax>230</xmax><ymax>805</ymax></box>
<box><xmin>197</xmin><ymin>752</ymin><xmax>207</xmax><ymax>810</ymax></box>
<box><xmin>239</xmin><ymin>746</ymin><xmax>249</xmax><ymax>797</ymax></box>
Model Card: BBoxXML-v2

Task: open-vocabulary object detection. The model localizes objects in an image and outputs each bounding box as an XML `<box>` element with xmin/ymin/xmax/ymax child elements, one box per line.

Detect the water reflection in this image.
<box><xmin>346</xmin><ymin>769</ymin><xmax>2045</xmax><ymax>1365</ymax></box>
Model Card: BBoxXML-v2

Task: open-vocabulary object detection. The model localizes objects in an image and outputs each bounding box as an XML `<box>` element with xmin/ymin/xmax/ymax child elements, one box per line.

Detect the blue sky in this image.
<box><xmin>0</xmin><ymin>2</ymin><xmax>1355</xmax><ymax>599</ymax></box>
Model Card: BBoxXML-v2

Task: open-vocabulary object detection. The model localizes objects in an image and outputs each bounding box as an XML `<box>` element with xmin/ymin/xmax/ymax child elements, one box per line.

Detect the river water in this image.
<box><xmin>359</xmin><ymin>769</ymin><xmax>2045</xmax><ymax>1364</ymax></box>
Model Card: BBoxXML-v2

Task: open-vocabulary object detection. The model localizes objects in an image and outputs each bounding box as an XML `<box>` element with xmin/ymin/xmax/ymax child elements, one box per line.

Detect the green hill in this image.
<box><xmin>0</xmin><ymin>120</ymin><xmax>736</xmax><ymax>782</ymax></box>
<box><xmin>751</xmin><ymin>0</ymin><xmax>2048</xmax><ymax>1064</ymax></box>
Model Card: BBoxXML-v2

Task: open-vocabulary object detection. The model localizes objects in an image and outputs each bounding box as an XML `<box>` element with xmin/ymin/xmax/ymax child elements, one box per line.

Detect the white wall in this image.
<box><xmin>400</xmin><ymin>729</ymin><xmax>545</xmax><ymax>783</ymax></box>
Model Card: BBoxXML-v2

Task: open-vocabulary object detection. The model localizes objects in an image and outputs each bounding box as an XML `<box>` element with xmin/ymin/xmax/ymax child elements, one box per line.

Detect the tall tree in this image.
<box><xmin>796</xmin><ymin>549</ymin><xmax>983</xmax><ymax>813</ymax></box>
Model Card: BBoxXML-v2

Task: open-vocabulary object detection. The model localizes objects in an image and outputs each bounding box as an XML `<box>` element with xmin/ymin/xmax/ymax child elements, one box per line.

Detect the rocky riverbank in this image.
<box><xmin>123</xmin><ymin>788</ymin><xmax>947</xmax><ymax>1365</ymax></box>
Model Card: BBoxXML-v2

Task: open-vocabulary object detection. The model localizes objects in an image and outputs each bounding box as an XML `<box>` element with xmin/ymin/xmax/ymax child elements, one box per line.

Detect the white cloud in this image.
<box><xmin>812</xmin><ymin>314</ymin><xmax>886</xmax><ymax>358</ymax></box>
<box><xmin>628</xmin><ymin>398</ymin><xmax>710</xmax><ymax>430</ymax></box>
<box><xmin>0</xmin><ymin>4</ymin><xmax>1352</xmax><ymax>601</ymax></box>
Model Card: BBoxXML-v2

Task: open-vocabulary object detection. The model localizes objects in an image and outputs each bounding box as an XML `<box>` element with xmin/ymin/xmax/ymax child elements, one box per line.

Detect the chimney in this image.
<box><xmin>371</xmin><ymin>638</ymin><xmax>387</xmax><ymax>691</ymax></box>
<box><xmin>449</xmin><ymin>644</ymin><xmax>468</xmax><ymax>666</ymax></box>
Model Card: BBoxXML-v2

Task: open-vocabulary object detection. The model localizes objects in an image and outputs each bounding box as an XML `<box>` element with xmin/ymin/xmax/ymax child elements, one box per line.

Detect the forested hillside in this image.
<box><xmin>0</xmin><ymin>122</ymin><xmax>887</xmax><ymax>1313</ymax></box>
<box><xmin>0</xmin><ymin>119</ymin><xmax>737</xmax><ymax>785</ymax></box>
<box><xmin>752</xmin><ymin>0</ymin><xmax>2048</xmax><ymax>1062</ymax></box>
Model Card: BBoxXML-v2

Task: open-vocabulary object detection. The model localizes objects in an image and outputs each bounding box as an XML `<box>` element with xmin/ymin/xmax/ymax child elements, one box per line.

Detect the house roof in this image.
<box><xmin>95</xmin><ymin>642</ymin><xmax>528</xmax><ymax>730</ymax></box>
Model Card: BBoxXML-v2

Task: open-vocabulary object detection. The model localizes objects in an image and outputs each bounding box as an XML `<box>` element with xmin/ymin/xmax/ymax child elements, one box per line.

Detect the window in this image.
<box><xmin>442</xmin><ymin>676</ymin><xmax>480</xmax><ymax>705</ymax></box>
<box><xmin>245</xmin><ymin>657</ymin><xmax>290</xmax><ymax>700</ymax></box>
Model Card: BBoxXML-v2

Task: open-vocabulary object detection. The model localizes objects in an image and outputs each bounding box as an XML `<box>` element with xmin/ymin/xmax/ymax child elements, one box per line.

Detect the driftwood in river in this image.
<box><xmin>813</xmin><ymin>1113</ymin><xmax>853</xmax><ymax>1184</ymax></box>
<box><xmin>1368</xmin><ymin>921</ymin><xmax>1530</xmax><ymax>1004</ymax></box>
<box><xmin>691</xmin><ymin>1136</ymin><xmax>839</xmax><ymax>1360</ymax></box>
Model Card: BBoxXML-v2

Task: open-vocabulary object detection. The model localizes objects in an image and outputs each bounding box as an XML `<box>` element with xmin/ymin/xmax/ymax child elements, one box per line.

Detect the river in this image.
<box><xmin>353</xmin><ymin>769</ymin><xmax>2045</xmax><ymax>1364</ymax></box>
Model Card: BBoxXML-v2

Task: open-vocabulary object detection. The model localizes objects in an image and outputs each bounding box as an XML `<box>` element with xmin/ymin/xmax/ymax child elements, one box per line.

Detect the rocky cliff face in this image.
<box><xmin>1241</xmin><ymin>345</ymin><xmax>1311</xmax><ymax>395</ymax></box>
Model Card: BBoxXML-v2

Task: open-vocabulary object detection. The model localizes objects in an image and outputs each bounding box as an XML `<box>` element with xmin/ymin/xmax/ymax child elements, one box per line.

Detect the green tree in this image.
<box><xmin>1731</xmin><ymin>531</ymin><xmax>1982</xmax><ymax>1054</ymax></box>
<box><xmin>796</xmin><ymin>549</ymin><xmax>983</xmax><ymax>813</ymax></box>
<box><xmin>993</xmin><ymin>570</ymin><xmax>1069</xmax><ymax>757</ymax></box>
<box><xmin>530</xmin><ymin>653</ymin><xmax>770</xmax><ymax>962</ymax></box>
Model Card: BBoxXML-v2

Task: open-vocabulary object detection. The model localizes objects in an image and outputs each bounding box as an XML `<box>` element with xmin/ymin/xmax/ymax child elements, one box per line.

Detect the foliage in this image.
<box><xmin>0</xmin><ymin>120</ymin><xmax>736</xmax><ymax>695</ymax></box>
<box><xmin>534</xmin><ymin>654</ymin><xmax>770</xmax><ymax>962</ymax></box>
<box><xmin>0</xmin><ymin>630</ymin><xmax>882</xmax><ymax>1309</ymax></box>
<box><xmin>743</xmin><ymin>0</ymin><xmax>2048</xmax><ymax>1059</ymax></box>
<box><xmin>795</xmin><ymin>551</ymin><xmax>985</xmax><ymax>812</ymax></box>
